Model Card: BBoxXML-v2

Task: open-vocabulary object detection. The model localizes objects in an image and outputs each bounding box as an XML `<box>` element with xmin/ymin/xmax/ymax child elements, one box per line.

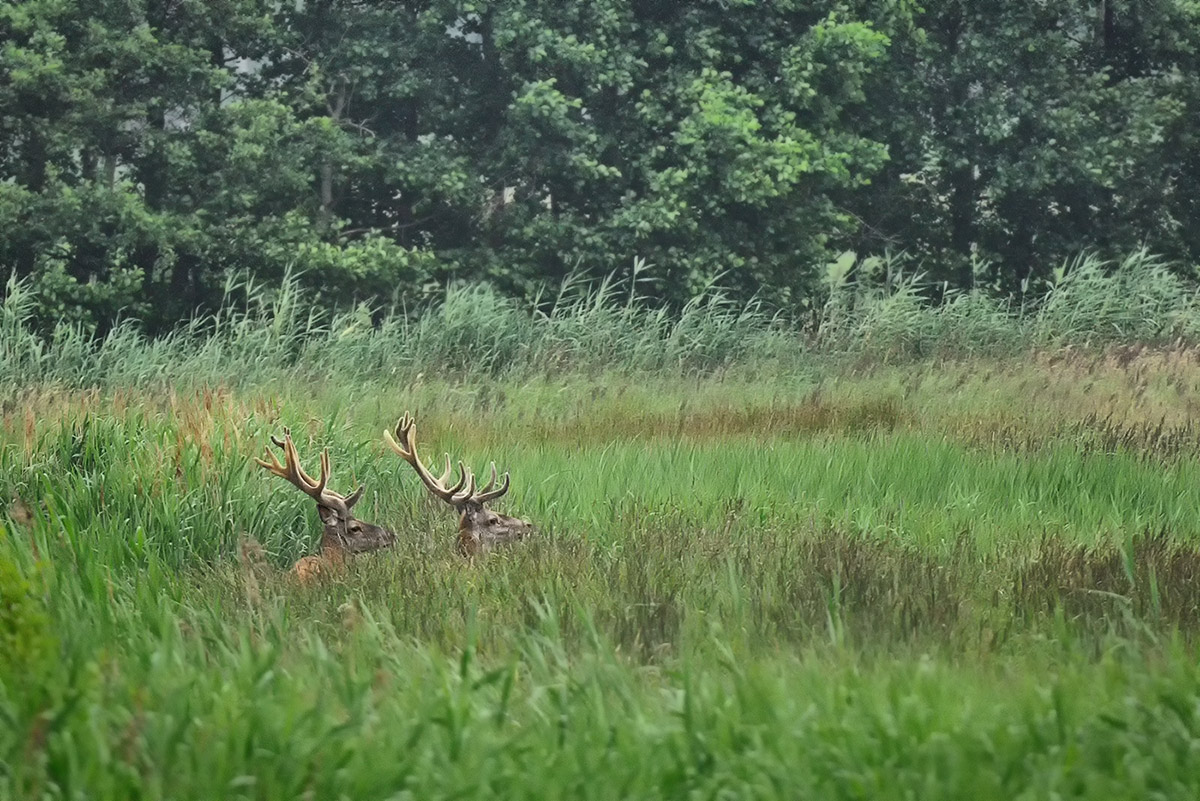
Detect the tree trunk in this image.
<box><xmin>319</xmin><ymin>81</ymin><xmax>347</xmax><ymax>233</ymax></box>
<box><xmin>319</xmin><ymin>162</ymin><xmax>335</xmax><ymax>231</ymax></box>
<box><xmin>942</xmin><ymin>5</ymin><xmax>976</xmax><ymax>287</ymax></box>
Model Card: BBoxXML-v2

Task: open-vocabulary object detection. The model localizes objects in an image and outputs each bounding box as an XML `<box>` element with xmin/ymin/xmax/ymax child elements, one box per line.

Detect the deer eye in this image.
<box><xmin>487</xmin><ymin>516</ymin><xmax>498</xmax><ymax>525</ymax></box>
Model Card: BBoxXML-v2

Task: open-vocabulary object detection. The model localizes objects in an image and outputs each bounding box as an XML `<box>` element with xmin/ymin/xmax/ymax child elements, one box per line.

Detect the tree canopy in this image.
<box><xmin>2</xmin><ymin>0</ymin><xmax>1197</xmax><ymax>331</ymax></box>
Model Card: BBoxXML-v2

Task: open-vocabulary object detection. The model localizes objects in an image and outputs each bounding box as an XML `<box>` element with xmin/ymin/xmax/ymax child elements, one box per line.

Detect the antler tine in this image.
<box><xmin>436</xmin><ymin>452</ymin><xmax>469</xmax><ymax>497</ymax></box>
<box><xmin>294</xmin><ymin>439</ymin><xmax>330</xmax><ymax>496</ymax></box>
<box><xmin>475</xmin><ymin>467</ymin><xmax>511</xmax><ymax>503</ymax></box>
<box><xmin>479</xmin><ymin>462</ymin><xmax>498</xmax><ymax>494</ymax></box>
<box><xmin>343</xmin><ymin>483</ymin><xmax>365</xmax><ymax>510</ymax></box>
<box><xmin>450</xmin><ymin>466</ymin><xmax>476</xmax><ymax>505</ymax></box>
<box><xmin>255</xmin><ymin>445</ymin><xmax>287</xmax><ymax>476</ymax></box>
<box><xmin>385</xmin><ymin>413</ymin><xmax>469</xmax><ymax>504</ymax></box>
<box><xmin>256</xmin><ymin>428</ymin><xmax>299</xmax><ymax>483</ymax></box>
<box><xmin>382</xmin><ymin>415</ymin><xmax>415</xmax><ymax>463</ymax></box>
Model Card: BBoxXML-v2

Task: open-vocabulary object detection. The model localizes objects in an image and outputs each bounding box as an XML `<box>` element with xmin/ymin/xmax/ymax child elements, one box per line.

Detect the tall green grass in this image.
<box><xmin>3</xmin><ymin>250</ymin><xmax>1200</xmax><ymax>393</ymax></box>
<box><xmin>818</xmin><ymin>249</ymin><xmax>1200</xmax><ymax>358</ymax></box>
<box><xmin>0</xmin><ymin>268</ymin><xmax>795</xmax><ymax>391</ymax></box>
<box><xmin>4</xmin><ymin>372</ymin><xmax>1200</xmax><ymax>799</ymax></box>
<box><xmin>6</xmin><ymin>252</ymin><xmax>1200</xmax><ymax>798</ymax></box>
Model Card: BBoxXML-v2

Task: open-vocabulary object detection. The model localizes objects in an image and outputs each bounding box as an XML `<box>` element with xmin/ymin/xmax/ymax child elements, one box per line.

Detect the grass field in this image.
<box><xmin>4</xmin><ymin>341</ymin><xmax>1200</xmax><ymax>799</ymax></box>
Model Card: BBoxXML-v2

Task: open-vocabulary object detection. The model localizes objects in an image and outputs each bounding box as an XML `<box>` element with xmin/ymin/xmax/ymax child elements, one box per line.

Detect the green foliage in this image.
<box><xmin>815</xmin><ymin>250</ymin><xmax>1200</xmax><ymax>361</ymax></box>
<box><xmin>27</xmin><ymin>246</ymin><xmax>148</xmax><ymax>332</ymax></box>
<box><xmin>2</xmin><ymin>1</ymin><xmax>1199</xmax><ymax>331</ymax></box>
<box><xmin>285</xmin><ymin>234</ymin><xmax>442</xmax><ymax>303</ymax></box>
<box><xmin>1032</xmin><ymin>251</ymin><xmax>1200</xmax><ymax>345</ymax></box>
<box><xmin>0</xmin><ymin>267</ymin><xmax>801</xmax><ymax>390</ymax></box>
<box><xmin>7</xmin><ymin>249</ymin><xmax>1200</xmax><ymax>391</ymax></box>
<box><xmin>4</xmin><ymin>358</ymin><xmax>1200</xmax><ymax>796</ymax></box>
<box><xmin>854</xmin><ymin>0</ymin><xmax>1200</xmax><ymax>285</ymax></box>
<box><xmin>0</xmin><ymin>0</ymin><xmax>915</xmax><ymax>329</ymax></box>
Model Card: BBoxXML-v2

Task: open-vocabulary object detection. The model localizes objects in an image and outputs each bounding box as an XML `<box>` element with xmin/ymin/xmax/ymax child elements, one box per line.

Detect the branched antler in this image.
<box><xmin>384</xmin><ymin>412</ymin><xmax>510</xmax><ymax>508</ymax></box>
<box><xmin>255</xmin><ymin>427</ymin><xmax>363</xmax><ymax>514</ymax></box>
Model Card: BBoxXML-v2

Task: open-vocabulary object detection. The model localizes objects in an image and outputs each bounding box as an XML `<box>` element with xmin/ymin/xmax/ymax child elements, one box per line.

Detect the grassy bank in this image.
<box><xmin>3</xmin><ymin>342</ymin><xmax>1200</xmax><ymax>797</ymax></box>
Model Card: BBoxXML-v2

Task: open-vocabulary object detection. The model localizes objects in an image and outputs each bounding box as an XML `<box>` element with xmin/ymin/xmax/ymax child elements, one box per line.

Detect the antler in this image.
<box><xmin>384</xmin><ymin>412</ymin><xmax>510</xmax><ymax>507</ymax></box>
<box><xmin>255</xmin><ymin>428</ymin><xmax>364</xmax><ymax>514</ymax></box>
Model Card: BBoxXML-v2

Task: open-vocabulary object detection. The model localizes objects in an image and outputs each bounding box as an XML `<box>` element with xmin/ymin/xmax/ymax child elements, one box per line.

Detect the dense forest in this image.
<box><xmin>2</xmin><ymin>0</ymin><xmax>1198</xmax><ymax>332</ymax></box>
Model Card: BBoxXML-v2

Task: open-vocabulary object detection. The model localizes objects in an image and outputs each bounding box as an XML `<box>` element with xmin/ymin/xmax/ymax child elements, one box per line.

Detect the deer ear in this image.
<box><xmin>317</xmin><ymin>505</ymin><xmax>340</xmax><ymax>526</ymax></box>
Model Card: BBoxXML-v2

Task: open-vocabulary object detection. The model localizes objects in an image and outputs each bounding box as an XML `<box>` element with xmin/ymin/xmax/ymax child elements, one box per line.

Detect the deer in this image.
<box><xmin>255</xmin><ymin>428</ymin><xmax>397</xmax><ymax>582</ymax></box>
<box><xmin>384</xmin><ymin>411</ymin><xmax>533</xmax><ymax>557</ymax></box>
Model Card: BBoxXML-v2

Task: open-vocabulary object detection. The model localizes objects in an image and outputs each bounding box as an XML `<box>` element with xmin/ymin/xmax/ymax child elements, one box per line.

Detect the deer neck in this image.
<box><xmin>457</xmin><ymin>505</ymin><xmax>482</xmax><ymax>557</ymax></box>
<box><xmin>319</xmin><ymin>526</ymin><xmax>349</xmax><ymax>561</ymax></box>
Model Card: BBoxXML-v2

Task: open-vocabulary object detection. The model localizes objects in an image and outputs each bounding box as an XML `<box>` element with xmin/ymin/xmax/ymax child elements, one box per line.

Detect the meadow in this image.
<box><xmin>4</xmin><ymin>258</ymin><xmax>1200</xmax><ymax>799</ymax></box>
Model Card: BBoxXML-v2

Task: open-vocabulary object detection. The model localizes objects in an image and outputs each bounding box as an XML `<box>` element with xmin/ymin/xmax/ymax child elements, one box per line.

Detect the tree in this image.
<box><xmin>467</xmin><ymin>0</ymin><xmax>908</xmax><ymax>302</ymax></box>
<box><xmin>853</xmin><ymin>0</ymin><xmax>1200</xmax><ymax>289</ymax></box>
<box><xmin>0</xmin><ymin>0</ymin><xmax>438</xmax><ymax>331</ymax></box>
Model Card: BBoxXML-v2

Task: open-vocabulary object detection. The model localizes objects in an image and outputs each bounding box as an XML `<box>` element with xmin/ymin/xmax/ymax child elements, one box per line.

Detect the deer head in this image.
<box><xmin>384</xmin><ymin>412</ymin><xmax>533</xmax><ymax>557</ymax></box>
<box><xmin>255</xmin><ymin>428</ymin><xmax>396</xmax><ymax>579</ymax></box>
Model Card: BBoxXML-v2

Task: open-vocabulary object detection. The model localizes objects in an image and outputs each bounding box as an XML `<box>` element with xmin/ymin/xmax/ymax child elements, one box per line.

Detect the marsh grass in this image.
<box><xmin>4</xmin><ymin>358</ymin><xmax>1200</xmax><ymax>797</ymax></box>
<box><xmin>4</xmin><ymin>250</ymin><xmax>1200</xmax><ymax>396</ymax></box>
<box><xmin>7</xmin><ymin>254</ymin><xmax>1200</xmax><ymax>797</ymax></box>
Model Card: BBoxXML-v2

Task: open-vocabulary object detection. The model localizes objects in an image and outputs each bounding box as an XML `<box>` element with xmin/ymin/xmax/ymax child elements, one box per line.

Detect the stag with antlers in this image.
<box><xmin>255</xmin><ymin>428</ymin><xmax>396</xmax><ymax>581</ymax></box>
<box><xmin>385</xmin><ymin>412</ymin><xmax>533</xmax><ymax>557</ymax></box>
